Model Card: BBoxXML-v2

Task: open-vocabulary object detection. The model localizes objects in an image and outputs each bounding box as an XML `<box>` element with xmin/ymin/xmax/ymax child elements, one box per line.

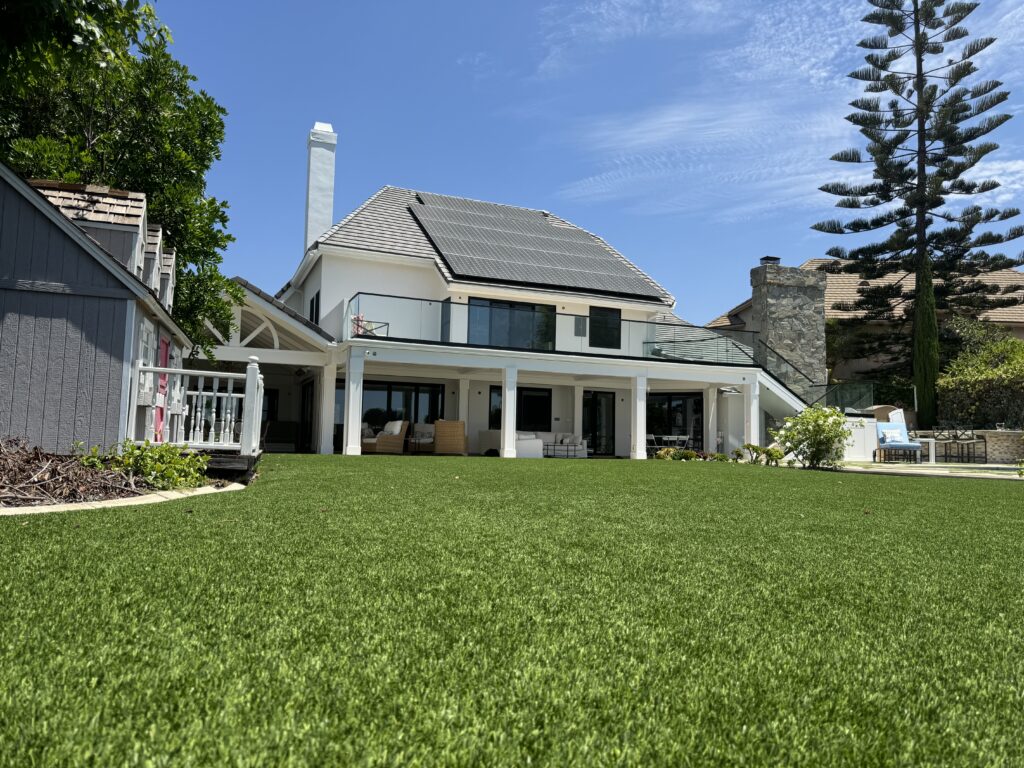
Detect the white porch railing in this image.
<box><xmin>128</xmin><ymin>356</ymin><xmax>264</xmax><ymax>455</ymax></box>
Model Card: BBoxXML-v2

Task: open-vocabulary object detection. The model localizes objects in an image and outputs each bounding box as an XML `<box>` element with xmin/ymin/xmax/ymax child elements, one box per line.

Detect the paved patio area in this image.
<box><xmin>844</xmin><ymin>461</ymin><xmax>1022</xmax><ymax>481</ymax></box>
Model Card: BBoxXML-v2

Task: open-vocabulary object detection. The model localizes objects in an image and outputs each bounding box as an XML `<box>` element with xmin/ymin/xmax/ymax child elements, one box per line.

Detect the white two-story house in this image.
<box><xmin>203</xmin><ymin>123</ymin><xmax>810</xmax><ymax>458</ymax></box>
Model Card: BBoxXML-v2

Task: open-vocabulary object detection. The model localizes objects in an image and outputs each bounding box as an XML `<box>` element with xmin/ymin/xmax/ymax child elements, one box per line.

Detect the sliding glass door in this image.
<box><xmin>582</xmin><ymin>390</ymin><xmax>616</xmax><ymax>456</ymax></box>
<box><xmin>646</xmin><ymin>392</ymin><xmax>703</xmax><ymax>451</ymax></box>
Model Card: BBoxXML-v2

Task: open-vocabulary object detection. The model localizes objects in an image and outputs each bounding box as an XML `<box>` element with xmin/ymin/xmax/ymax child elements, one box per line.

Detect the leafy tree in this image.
<box><xmin>0</xmin><ymin>0</ymin><xmax>161</xmax><ymax>91</ymax></box>
<box><xmin>813</xmin><ymin>0</ymin><xmax>1023</xmax><ymax>427</ymax></box>
<box><xmin>0</xmin><ymin>35</ymin><xmax>241</xmax><ymax>351</ymax></box>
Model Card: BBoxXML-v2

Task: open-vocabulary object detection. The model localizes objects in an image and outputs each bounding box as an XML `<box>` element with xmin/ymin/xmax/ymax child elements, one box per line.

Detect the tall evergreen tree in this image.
<box><xmin>813</xmin><ymin>0</ymin><xmax>1023</xmax><ymax>427</ymax></box>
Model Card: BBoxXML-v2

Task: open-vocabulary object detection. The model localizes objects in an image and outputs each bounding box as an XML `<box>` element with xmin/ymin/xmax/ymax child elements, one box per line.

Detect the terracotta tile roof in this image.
<box><xmin>800</xmin><ymin>258</ymin><xmax>1024</xmax><ymax>325</ymax></box>
<box><xmin>708</xmin><ymin>259</ymin><xmax>1024</xmax><ymax>328</ymax></box>
<box><xmin>28</xmin><ymin>179</ymin><xmax>146</xmax><ymax>227</ymax></box>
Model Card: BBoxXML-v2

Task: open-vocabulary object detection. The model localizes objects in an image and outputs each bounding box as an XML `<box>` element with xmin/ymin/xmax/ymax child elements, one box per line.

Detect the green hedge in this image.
<box><xmin>937</xmin><ymin>336</ymin><xmax>1024</xmax><ymax>428</ymax></box>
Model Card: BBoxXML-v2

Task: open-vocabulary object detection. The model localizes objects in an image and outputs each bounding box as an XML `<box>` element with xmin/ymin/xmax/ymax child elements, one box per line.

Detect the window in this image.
<box><xmin>646</xmin><ymin>392</ymin><xmax>704</xmax><ymax>451</ymax></box>
<box><xmin>487</xmin><ymin>386</ymin><xmax>552</xmax><ymax>432</ymax></box>
<box><xmin>361</xmin><ymin>381</ymin><xmax>445</xmax><ymax>432</ymax></box>
<box><xmin>589</xmin><ymin>306</ymin><xmax>621</xmax><ymax>349</ymax></box>
<box><xmin>574</xmin><ymin>316</ymin><xmax>587</xmax><ymax>337</ymax></box>
<box><xmin>488</xmin><ymin>386</ymin><xmax>503</xmax><ymax>430</ymax></box>
<box><xmin>468</xmin><ymin>298</ymin><xmax>555</xmax><ymax>350</ymax></box>
<box><xmin>308</xmin><ymin>290</ymin><xmax>321</xmax><ymax>324</ymax></box>
<box><xmin>262</xmin><ymin>389</ymin><xmax>280</xmax><ymax>423</ymax></box>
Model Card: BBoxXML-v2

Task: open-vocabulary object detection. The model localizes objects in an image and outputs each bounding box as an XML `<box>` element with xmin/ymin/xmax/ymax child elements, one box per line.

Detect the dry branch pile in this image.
<box><xmin>0</xmin><ymin>438</ymin><xmax>141</xmax><ymax>507</ymax></box>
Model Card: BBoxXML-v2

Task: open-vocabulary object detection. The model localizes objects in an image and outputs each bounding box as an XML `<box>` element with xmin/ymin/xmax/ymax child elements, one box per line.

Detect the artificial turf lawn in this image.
<box><xmin>1</xmin><ymin>457</ymin><xmax>1023</xmax><ymax>766</ymax></box>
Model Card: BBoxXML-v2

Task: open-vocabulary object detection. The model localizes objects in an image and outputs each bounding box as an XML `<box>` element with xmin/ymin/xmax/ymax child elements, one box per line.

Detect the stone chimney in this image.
<box><xmin>304</xmin><ymin>121</ymin><xmax>337</xmax><ymax>252</ymax></box>
<box><xmin>749</xmin><ymin>259</ymin><xmax>827</xmax><ymax>403</ymax></box>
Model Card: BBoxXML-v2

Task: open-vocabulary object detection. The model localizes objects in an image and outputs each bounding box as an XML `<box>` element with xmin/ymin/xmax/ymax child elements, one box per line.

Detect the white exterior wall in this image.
<box><xmin>719</xmin><ymin>392</ymin><xmax>746</xmax><ymax>455</ymax></box>
<box><xmin>323</xmin><ymin>249</ymin><xmax>447</xmax><ymax>341</ymax></box>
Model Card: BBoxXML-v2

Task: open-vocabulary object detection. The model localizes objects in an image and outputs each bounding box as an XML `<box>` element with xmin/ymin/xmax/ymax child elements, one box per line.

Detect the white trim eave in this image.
<box><xmin>276</xmin><ymin>244</ymin><xmax>320</xmax><ymax>299</ymax></box>
<box><xmin>338</xmin><ymin>338</ymin><xmax>760</xmax><ymax>385</ymax></box>
<box><xmin>240</xmin><ymin>286</ymin><xmax>335</xmax><ymax>349</ymax></box>
<box><xmin>444</xmin><ymin>280</ymin><xmax>675</xmax><ymax>312</ymax></box>
<box><xmin>757</xmin><ymin>370</ymin><xmax>807</xmax><ymax>412</ymax></box>
<box><xmin>0</xmin><ymin>163</ymin><xmax>192</xmax><ymax>346</ymax></box>
<box><xmin>204</xmin><ymin>346</ymin><xmax>331</xmax><ymax>367</ymax></box>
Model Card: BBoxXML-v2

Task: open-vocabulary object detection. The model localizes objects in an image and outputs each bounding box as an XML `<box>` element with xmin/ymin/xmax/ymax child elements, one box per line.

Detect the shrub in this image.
<box><xmin>654</xmin><ymin>447</ymin><xmax>676</xmax><ymax>461</ymax></box>
<box><xmin>77</xmin><ymin>440</ymin><xmax>208</xmax><ymax>491</ymax></box>
<box><xmin>742</xmin><ymin>443</ymin><xmax>765</xmax><ymax>464</ymax></box>
<box><xmin>678</xmin><ymin>449</ymin><xmax>700</xmax><ymax>461</ymax></box>
<box><xmin>708</xmin><ymin>453</ymin><xmax>729</xmax><ymax>462</ymax></box>
<box><xmin>937</xmin><ymin>333</ymin><xmax>1024</xmax><ymax>427</ymax></box>
<box><xmin>771</xmin><ymin>405</ymin><xmax>852</xmax><ymax>470</ymax></box>
<box><xmin>730</xmin><ymin>448</ymin><xmax>743</xmax><ymax>463</ymax></box>
<box><xmin>764</xmin><ymin>447</ymin><xmax>784</xmax><ymax>467</ymax></box>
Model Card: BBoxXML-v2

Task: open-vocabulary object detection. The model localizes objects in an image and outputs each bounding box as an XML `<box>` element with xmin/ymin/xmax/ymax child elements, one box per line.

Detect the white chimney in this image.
<box><xmin>304</xmin><ymin>121</ymin><xmax>337</xmax><ymax>251</ymax></box>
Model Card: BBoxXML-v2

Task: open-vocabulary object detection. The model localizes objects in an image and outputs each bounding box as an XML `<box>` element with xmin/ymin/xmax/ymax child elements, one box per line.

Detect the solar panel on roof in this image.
<box><xmin>409</xmin><ymin>195</ymin><xmax>664</xmax><ymax>300</ymax></box>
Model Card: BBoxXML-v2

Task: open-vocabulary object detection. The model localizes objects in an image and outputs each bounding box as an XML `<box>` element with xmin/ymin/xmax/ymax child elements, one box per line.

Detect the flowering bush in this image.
<box><xmin>771</xmin><ymin>405</ymin><xmax>852</xmax><ymax>470</ymax></box>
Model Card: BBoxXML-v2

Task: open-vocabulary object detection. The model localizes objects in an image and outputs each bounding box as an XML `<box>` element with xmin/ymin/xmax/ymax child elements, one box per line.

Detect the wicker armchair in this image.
<box><xmin>362</xmin><ymin>420</ymin><xmax>409</xmax><ymax>454</ymax></box>
<box><xmin>433</xmin><ymin>419</ymin><xmax>467</xmax><ymax>455</ymax></box>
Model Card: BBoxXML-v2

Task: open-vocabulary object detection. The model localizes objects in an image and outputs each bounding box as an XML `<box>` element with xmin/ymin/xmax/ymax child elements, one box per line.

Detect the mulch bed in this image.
<box><xmin>0</xmin><ymin>438</ymin><xmax>142</xmax><ymax>508</ymax></box>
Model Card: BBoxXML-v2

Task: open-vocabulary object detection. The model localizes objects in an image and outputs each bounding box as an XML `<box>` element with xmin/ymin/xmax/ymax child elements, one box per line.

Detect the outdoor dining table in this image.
<box><xmin>654</xmin><ymin>435</ymin><xmax>690</xmax><ymax>448</ymax></box>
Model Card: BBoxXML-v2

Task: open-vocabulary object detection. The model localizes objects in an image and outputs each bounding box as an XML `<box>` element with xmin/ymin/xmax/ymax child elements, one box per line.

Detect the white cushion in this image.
<box><xmin>383</xmin><ymin>420</ymin><xmax>403</xmax><ymax>436</ymax></box>
<box><xmin>881</xmin><ymin>429</ymin><xmax>902</xmax><ymax>444</ymax></box>
<box><xmin>516</xmin><ymin>432</ymin><xmax>536</xmax><ymax>440</ymax></box>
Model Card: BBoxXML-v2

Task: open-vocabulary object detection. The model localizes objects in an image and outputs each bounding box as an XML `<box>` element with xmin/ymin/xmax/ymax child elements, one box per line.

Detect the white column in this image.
<box><xmin>630</xmin><ymin>375</ymin><xmax>647</xmax><ymax>460</ymax></box>
<box><xmin>318</xmin><ymin>362</ymin><xmax>338</xmax><ymax>454</ymax></box>
<box><xmin>743</xmin><ymin>380</ymin><xmax>761</xmax><ymax>447</ymax></box>
<box><xmin>500</xmin><ymin>366</ymin><xmax>517</xmax><ymax>458</ymax></box>
<box><xmin>458</xmin><ymin>378</ymin><xmax>470</xmax><ymax>423</ymax></box>
<box><xmin>343</xmin><ymin>349</ymin><xmax>365</xmax><ymax>455</ymax></box>
<box><xmin>573</xmin><ymin>385</ymin><xmax>584</xmax><ymax>438</ymax></box>
<box><xmin>704</xmin><ymin>386</ymin><xmax>719</xmax><ymax>454</ymax></box>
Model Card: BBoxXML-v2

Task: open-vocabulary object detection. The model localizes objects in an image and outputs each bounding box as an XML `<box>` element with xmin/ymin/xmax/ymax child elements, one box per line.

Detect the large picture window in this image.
<box><xmin>488</xmin><ymin>386</ymin><xmax>552</xmax><ymax>433</ymax></box>
<box><xmin>468</xmin><ymin>298</ymin><xmax>555</xmax><ymax>351</ymax></box>
<box><xmin>589</xmin><ymin>306</ymin><xmax>621</xmax><ymax>349</ymax></box>
<box><xmin>359</xmin><ymin>381</ymin><xmax>444</xmax><ymax>432</ymax></box>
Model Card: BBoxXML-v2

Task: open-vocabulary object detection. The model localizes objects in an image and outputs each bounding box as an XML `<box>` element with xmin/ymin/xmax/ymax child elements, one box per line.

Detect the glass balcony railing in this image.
<box><xmin>345</xmin><ymin>293</ymin><xmax>764</xmax><ymax>368</ymax></box>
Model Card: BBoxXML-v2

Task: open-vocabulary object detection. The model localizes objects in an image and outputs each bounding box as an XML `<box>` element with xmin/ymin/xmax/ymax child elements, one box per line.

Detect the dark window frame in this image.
<box><xmin>589</xmin><ymin>306</ymin><xmax>621</xmax><ymax>349</ymax></box>
<box><xmin>487</xmin><ymin>385</ymin><xmax>553</xmax><ymax>433</ymax></box>
<box><xmin>309</xmin><ymin>290</ymin><xmax>321</xmax><ymax>325</ymax></box>
<box><xmin>469</xmin><ymin>297</ymin><xmax>555</xmax><ymax>351</ymax></box>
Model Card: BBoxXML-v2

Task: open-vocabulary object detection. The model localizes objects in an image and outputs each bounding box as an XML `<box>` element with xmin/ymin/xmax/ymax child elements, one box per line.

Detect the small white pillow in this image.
<box><xmin>383</xmin><ymin>420</ymin><xmax>403</xmax><ymax>436</ymax></box>
<box><xmin>881</xmin><ymin>429</ymin><xmax>902</xmax><ymax>444</ymax></box>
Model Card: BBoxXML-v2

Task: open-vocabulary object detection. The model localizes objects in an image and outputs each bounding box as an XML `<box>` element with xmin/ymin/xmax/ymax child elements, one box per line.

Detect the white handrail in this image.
<box><xmin>128</xmin><ymin>356</ymin><xmax>263</xmax><ymax>456</ymax></box>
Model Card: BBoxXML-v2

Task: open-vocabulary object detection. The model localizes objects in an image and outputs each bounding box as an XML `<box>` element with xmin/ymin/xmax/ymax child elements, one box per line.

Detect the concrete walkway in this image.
<box><xmin>0</xmin><ymin>482</ymin><xmax>247</xmax><ymax>516</ymax></box>
<box><xmin>844</xmin><ymin>461</ymin><xmax>1022</xmax><ymax>481</ymax></box>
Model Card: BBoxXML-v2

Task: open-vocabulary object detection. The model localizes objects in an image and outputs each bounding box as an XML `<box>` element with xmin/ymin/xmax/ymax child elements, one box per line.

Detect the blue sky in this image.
<box><xmin>158</xmin><ymin>0</ymin><xmax>1024</xmax><ymax>324</ymax></box>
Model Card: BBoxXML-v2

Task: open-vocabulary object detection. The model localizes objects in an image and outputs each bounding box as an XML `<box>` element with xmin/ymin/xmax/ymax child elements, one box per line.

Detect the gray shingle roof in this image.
<box><xmin>313</xmin><ymin>186</ymin><xmax>673</xmax><ymax>305</ymax></box>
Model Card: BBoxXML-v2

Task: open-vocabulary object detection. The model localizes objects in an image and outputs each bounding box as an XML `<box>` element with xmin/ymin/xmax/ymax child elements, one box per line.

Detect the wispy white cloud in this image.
<box><xmin>551</xmin><ymin>0</ymin><xmax>1024</xmax><ymax>222</ymax></box>
<box><xmin>537</xmin><ymin>0</ymin><xmax>738</xmax><ymax>77</ymax></box>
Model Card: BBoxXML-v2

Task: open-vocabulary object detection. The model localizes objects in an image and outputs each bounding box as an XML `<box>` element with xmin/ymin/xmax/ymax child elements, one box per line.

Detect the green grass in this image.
<box><xmin>2</xmin><ymin>457</ymin><xmax>1023</xmax><ymax>766</ymax></box>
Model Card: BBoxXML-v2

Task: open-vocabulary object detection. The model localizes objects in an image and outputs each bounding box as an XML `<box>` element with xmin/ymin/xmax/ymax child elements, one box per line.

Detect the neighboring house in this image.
<box><xmin>710</xmin><ymin>257</ymin><xmax>1024</xmax><ymax>380</ymax></box>
<box><xmin>1</xmin><ymin>163</ymin><xmax>265</xmax><ymax>463</ymax></box>
<box><xmin>0</xmin><ymin>163</ymin><xmax>194</xmax><ymax>453</ymax></box>
<box><xmin>202</xmin><ymin>123</ymin><xmax>817</xmax><ymax>458</ymax></box>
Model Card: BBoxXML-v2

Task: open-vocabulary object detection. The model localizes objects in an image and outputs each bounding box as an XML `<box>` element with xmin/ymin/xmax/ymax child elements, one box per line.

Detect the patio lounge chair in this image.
<box><xmin>874</xmin><ymin>422</ymin><xmax>922</xmax><ymax>463</ymax></box>
<box><xmin>362</xmin><ymin>420</ymin><xmax>408</xmax><ymax>454</ymax></box>
<box><xmin>433</xmin><ymin>420</ymin><xmax>467</xmax><ymax>455</ymax></box>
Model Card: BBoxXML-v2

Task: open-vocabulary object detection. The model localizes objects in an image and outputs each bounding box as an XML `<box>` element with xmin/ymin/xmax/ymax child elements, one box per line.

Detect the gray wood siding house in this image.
<box><xmin>0</xmin><ymin>162</ymin><xmax>190</xmax><ymax>454</ymax></box>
